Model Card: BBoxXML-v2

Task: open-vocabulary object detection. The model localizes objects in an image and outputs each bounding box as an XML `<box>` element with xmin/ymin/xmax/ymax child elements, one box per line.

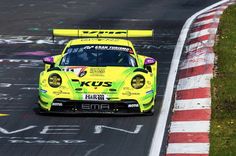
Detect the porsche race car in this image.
<box><xmin>38</xmin><ymin>29</ymin><xmax>157</xmax><ymax>115</ymax></box>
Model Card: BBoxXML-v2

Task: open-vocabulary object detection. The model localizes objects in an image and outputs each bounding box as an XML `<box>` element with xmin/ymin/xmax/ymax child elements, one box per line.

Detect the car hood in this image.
<box><xmin>61</xmin><ymin>66</ymin><xmax>137</xmax><ymax>93</ymax></box>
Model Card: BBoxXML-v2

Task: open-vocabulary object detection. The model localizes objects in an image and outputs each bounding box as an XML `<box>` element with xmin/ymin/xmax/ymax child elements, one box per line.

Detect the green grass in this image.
<box><xmin>210</xmin><ymin>5</ymin><xmax>236</xmax><ymax>156</ymax></box>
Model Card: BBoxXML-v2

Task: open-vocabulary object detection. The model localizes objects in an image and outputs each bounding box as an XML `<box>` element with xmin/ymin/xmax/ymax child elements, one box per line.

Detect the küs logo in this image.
<box><xmin>80</xmin><ymin>81</ymin><xmax>112</xmax><ymax>87</ymax></box>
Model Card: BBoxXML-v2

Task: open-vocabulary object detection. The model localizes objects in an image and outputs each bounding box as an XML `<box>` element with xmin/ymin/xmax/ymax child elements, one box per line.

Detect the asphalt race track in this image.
<box><xmin>0</xmin><ymin>0</ymin><xmax>220</xmax><ymax>156</ymax></box>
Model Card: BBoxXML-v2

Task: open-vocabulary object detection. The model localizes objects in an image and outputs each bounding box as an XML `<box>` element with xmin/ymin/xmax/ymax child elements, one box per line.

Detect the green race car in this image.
<box><xmin>38</xmin><ymin>29</ymin><xmax>157</xmax><ymax>115</ymax></box>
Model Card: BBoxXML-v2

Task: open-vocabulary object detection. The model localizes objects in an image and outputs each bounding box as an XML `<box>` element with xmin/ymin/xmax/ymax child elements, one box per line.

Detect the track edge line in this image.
<box><xmin>148</xmin><ymin>0</ymin><xmax>230</xmax><ymax>156</ymax></box>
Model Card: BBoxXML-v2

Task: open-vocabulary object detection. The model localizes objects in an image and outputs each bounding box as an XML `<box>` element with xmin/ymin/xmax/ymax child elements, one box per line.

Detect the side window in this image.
<box><xmin>129</xmin><ymin>56</ymin><xmax>137</xmax><ymax>67</ymax></box>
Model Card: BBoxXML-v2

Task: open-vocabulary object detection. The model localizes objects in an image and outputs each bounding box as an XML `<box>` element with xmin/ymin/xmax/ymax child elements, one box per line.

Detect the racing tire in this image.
<box><xmin>37</xmin><ymin>104</ymin><xmax>47</xmax><ymax>114</ymax></box>
<box><xmin>144</xmin><ymin>106</ymin><xmax>155</xmax><ymax>116</ymax></box>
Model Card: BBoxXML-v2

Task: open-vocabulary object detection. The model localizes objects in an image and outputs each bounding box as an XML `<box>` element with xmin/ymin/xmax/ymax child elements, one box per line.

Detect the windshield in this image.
<box><xmin>60</xmin><ymin>45</ymin><xmax>137</xmax><ymax>67</ymax></box>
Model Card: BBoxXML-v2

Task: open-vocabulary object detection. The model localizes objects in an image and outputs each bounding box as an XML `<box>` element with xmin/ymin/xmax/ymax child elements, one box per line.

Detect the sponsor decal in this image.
<box><xmin>83</xmin><ymin>94</ymin><xmax>108</xmax><ymax>101</ymax></box>
<box><xmin>63</xmin><ymin>66</ymin><xmax>87</xmax><ymax>77</ymax></box>
<box><xmin>122</xmin><ymin>91</ymin><xmax>140</xmax><ymax>96</ymax></box>
<box><xmin>80</xmin><ymin>81</ymin><xmax>112</xmax><ymax>87</ymax></box>
<box><xmin>90</xmin><ymin>67</ymin><xmax>105</xmax><ymax>75</ymax></box>
<box><xmin>90</xmin><ymin>68</ymin><xmax>105</xmax><ymax>73</ymax></box>
<box><xmin>52</xmin><ymin>90</ymin><xmax>70</xmax><ymax>95</ymax></box>
<box><xmin>90</xmin><ymin>67</ymin><xmax>105</xmax><ymax>76</ymax></box>
<box><xmin>79</xmin><ymin>45</ymin><xmax>131</xmax><ymax>52</ymax></box>
<box><xmin>128</xmin><ymin>104</ymin><xmax>139</xmax><ymax>108</ymax></box>
<box><xmin>94</xmin><ymin>45</ymin><xmax>130</xmax><ymax>52</ymax></box>
<box><xmin>52</xmin><ymin>102</ymin><xmax>63</xmax><ymax>106</ymax></box>
<box><xmin>82</xmin><ymin>104</ymin><xmax>110</xmax><ymax>110</ymax></box>
<box><xmin>123</xmin><ymin>87</ymin><xmax>131</xmax><ymax>90</ymax></box>
<box><xmin>80</xmin><ymin>38</ymin><xmax>119</xmax><ymax>42</ymax></box>
<box><xmin>82</xmin><ymin>30</ymin><xmax>127</xmax><ymax>35</ymax></box>
<box><xmin>58</xmin><ymin>86</ymin><xmax>68</xmax><ymax>90</ymax></box>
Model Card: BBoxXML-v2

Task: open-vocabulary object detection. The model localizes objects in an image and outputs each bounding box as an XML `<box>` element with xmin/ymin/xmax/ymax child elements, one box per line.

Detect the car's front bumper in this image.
<box><xmin>38</xmin><ymin>98</ymin><xmax>154</xmax><ymax>115</ymax></box>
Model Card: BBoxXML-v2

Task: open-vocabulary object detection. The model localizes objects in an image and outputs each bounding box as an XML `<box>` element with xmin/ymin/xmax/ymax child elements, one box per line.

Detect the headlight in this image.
<box><xmin>131</xmin><ymin>75</ymin><xmax>145</xmax><ymax>89</ymax></box>
<box><xmin>48</xmin><ymin>73</ymin><xmax>62</xmax><ymax>88</ymax></box>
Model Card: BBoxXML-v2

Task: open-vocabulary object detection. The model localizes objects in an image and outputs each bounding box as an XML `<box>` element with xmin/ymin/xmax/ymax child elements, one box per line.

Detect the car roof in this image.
<box><xmin>69</xmin><ymin>38</ymin><xmax>132</xmax><ymax>47</ymax></box>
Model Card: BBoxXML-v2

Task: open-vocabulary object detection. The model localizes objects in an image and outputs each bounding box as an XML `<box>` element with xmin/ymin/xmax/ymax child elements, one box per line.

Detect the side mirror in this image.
<box><xmin>144</xmin><ymin>57</ymin><xmax>156</xmax><ymax>66</ymax></box>
<box><xmin>144</xmin><ymin>57</ymin><xmax>156</xmax><ymax>73</ymax></box>
<box><xmin>43</xmin><ymin>56</ymin><xmax>54</xmax><ymax>65</ymax></box>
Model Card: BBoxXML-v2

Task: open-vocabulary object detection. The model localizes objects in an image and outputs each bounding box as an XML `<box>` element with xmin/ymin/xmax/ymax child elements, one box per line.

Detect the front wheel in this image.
<box><xmin>144</xmin><ymin>106</ymin><xmax>154</xmax><ymax>116</ymax></box>
<box><xmin>36</xmin><ymin>104</ymin><xmax>48</xmax><ymax>114</ymax></box>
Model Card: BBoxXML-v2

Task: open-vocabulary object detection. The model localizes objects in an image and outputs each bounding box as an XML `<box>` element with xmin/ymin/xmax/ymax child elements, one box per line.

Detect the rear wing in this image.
<box><xmin>52</xmin><ymin>29</ymin><xmax>154</xmax><ymax>38</ymax></box>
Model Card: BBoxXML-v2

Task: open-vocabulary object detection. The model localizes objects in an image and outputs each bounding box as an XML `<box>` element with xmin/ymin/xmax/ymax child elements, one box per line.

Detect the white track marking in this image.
<box><xmin>179</xmin><ymin>53</ymin><xmax>215</xmax><ymax>70</ymax></box>
<box><xmin>0</xmin><ymin>126</ymin><xmax>37</xmax><ymax>134</ymax></box>
<box><xmin>174</xmin><ymin>98</ymin><xmax>211</xmax><ymax>110</ymax></box>
<box><xmin>207</xmin><ymin>5</ymin><xmax>228</xmax><ymax>12</ymax></box>
<box><xmin>0</xmin><ymin>59</ymin><xmax>41</xmax><ymax>63</ymax></box>
<box><xmin>167</xmin><ymin>143</ymin><xmax>209</xmax><ymax>154</ymax></box>
<box><xmin>40</xmin><ymin>125</ymin><xmax>80</xmax><ymax>134</ymax></box>
<box><xmin>148</xmin><ymin>1</ymin><xmax>229</xmax><ymax>156</ymax></box>
<box><xmin>188</xmin><ymin>28</ymin><xmax>217</xmax><ymax>40</ymax></box>
<box><xmin>18</xmin><ymin>66</ymin><xmax>43</xmax><ymax>69</ymax></box>
<box><xmin>0</xmin><ymin>93</ymin><xmax>8</xmax><ymax>97</ymax></box>
<box><xmin>14</xmin><ymin>84</ymin><xmax>38</xmax><ymax>86</ymax></box>
<box><xmin>20</xmin><ymin>87</ymin><xmax>38</xmax><ymax>90</ymax></box>
<box><xmin>94</xmin><ymin>125</ymin><xmax>143</xmax><ymax>134</ymax></box>
<box><xmin>197</xmin><ymin>11</ymin><xmax>223</xmax><ymax>18</ymax></box>
<box><xmin>192</xmin><ymin>18</ymin><xmax>220</xmax><ymax>27</ymax></box>
<box><xmin>170</xmin><ymin>121</ymin><xmax>210</xmax><ymax>133</ymax></box>
<box><xmin>84</xmin><ymin>144</ymin><xmax>105</xmax><ymax>156</ymax></box>
<box><xmin>177</xmin><ymin>74</ymin><xmax>213</xmax><ymax>91</ymax></box>
<box><xmin>0</xmin><ymin>106</ymin><xmax>28</xmax><ymax>108</ymax></box>
<box><xmin>0</xmin><ymin>83</ymin><xmax>38</xmax><ymax>89</ymax></box>
<box><xmin>185</xmin><ymin>40</ymin><xmax>215</xmax><ymax>52</ymax></box>
<box><xmin>0</xmin><ymin>83</ymin><xmax>12</xmax><ymax>88</ymax></box>
<box><xmin>0</xmin><ymin>110</ymin><xmax>28</xmax><ymax>112</ymax></box>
